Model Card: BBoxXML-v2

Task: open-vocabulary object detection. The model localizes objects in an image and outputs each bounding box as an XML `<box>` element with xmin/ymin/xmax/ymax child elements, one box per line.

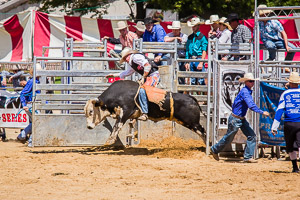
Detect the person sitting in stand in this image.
<box><xmin>164</xmin><ymin>21</ymin><xmax>188</xmax><ymax>85</ymax></box>
<box><xmin>103</xmin><ymin>21</ymin><xmax>138</xmax><ymax>49</ymax></box>
<box><xmin>106</xmin><ymin>48</ymin><xmax>160</xmax><ymax>121</ymax></box>
<box><xmin>133</xmin><ymin>21</ymin><xmax>146</xmax><ymax>39</ymax></box>
<box><xmin>256</xmin><ymin>4</ymin><xmax>296</xmax><ymax>62</ymax></box>
<box><xmin>185</xmin><ymin>17</ymin><xmax>208</xmax><ymax>86</ymax></box>
<box><xmin>143</xmin><ymin>17</ymin><xmax>167</xmax><ymax>65</ymax></box>
<box><xmin>205</xmin><ymin>15</ymin><xmax>221</xmax><ymax>39</ymax></box>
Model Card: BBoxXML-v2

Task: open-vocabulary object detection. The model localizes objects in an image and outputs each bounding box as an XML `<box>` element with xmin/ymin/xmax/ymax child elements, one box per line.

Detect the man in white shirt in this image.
<box><xmin>106</xmin><ymin>48</ymin><xmax>160</xmax><ymax>121</ymax></box>
<box><xmin>164</xmin><ymin>21</ymin><xmax>188</xmax><ymax>84</ymax></box>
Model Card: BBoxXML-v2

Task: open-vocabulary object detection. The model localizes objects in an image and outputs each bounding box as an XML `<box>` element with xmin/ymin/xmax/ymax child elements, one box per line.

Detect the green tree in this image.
<box><xmin>30</xmin><ymin>0</ymin><xmax>300</xmax><ymax>19</ymax></box>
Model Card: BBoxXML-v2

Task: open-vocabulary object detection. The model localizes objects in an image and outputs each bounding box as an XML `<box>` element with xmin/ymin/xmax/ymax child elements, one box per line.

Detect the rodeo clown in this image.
<box><xmin>106</xmin><ymin>47</ymin><xmax>160</xmax><ymax>121</ymax></box>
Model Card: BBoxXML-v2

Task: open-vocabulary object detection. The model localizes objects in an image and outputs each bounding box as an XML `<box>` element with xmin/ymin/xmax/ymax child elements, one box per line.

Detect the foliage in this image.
<box><xmin>29</xmin><ymin>0</ymin><xmax>110</xmax><ymax>18</ymax></box>
<box><xmin>30</xmin><ymin>0</ymin><xmax>300</xmax><ymax>19</ymax></box>
<box><xmin>149</xmin><ymin>0</ymin><xmax>300</xmax><ymax>19</ymax></box>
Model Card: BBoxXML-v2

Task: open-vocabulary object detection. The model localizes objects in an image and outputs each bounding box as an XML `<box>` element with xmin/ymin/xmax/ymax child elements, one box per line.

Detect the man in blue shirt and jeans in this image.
<box><xmin>143</xmin><ymin>17</ymin><xmax>167</xmax><ymax>65</ymax></box>
<box><xmin>211</xmin><ymin>73</ymin><xmax>269</xmax><ymax>162</ymax></box>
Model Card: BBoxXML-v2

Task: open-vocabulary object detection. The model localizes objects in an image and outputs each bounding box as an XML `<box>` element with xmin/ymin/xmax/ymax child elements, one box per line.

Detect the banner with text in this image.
<box><xmin>0</xmin><ymin>109</ymin><xmax>29</xmax><ymax>128</ymax></box>
<box><xmin>260</xmin><ymin>82</ymin><xmax>286</xmax><ymax>146</ymax></box>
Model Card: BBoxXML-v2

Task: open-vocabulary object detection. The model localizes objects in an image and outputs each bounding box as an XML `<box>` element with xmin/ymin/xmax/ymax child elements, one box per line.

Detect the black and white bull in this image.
<box><xmin>84</xmin><ymin>80</ymin><xmax>206</xmax><ymax>145</ymax></box>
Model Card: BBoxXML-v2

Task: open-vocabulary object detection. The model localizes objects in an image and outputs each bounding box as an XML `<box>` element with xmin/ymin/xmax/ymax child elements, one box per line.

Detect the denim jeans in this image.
<box><xmin>190</xmin><ymin>61</ymin><xmax>206</xmax><ymax>85</ymax></box>
<box><xmin>211</xmin><ymin>114</ymin><xmax>256</xmax><ymax>160</ymax></box>
<box><xmin>138</xmin><ymin>88</ymin><xmax>148</xmax><ymax>114</ymax></box>
<box><xmin>17</xmin><ymin>104</ymin><xmax>33</xmax><ymax>146</ymax></box>
<box><xmin>264</xmin><ymin>40</ymin><xmax>296</xmax><ymax>61</ymax></box>
<box><xmin>155</xmin><ymin>54</ymin><xmax>170</xmax><ymax>66</ymax></box>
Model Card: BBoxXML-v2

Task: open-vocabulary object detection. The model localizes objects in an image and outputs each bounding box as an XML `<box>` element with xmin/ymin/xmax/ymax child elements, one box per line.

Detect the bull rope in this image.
<box><xmin>134</xmin><ymin>85</ymin><xmax>143</xmax><ymax>114</ymax></box>
<box><xmin>169</xmin><ymin>92</ymin><xmax>174</xmax><ymax>121</ymax></box>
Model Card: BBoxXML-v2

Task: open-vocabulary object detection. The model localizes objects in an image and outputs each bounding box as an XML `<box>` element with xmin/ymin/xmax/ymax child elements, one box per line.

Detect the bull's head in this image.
<box><xmin>84</xmin><ymin>98</ymin><xmax>110</xmax><ymax>129</ymax></box>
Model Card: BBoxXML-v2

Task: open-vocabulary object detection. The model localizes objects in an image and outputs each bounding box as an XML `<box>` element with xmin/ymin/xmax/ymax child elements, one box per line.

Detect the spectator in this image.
<box><xmin>133</xmin><ymin>21</ymin><xmax>145</xmax><ymax>38</ymax></box>
<box><xmin>205</xmin><ymin>15</ymin><xmax>221</xmax><ymax>39</ymax></box>
<box><xmin>257</xmin><ymin>4</ymin><xmax>296</xmax><ymax>61</ymax></box>
<box><xmin>143</xmin><ymin>17</ymin><xmax>167</xmax><ymax>65</ymax></box>
<box><xmin>218</xmin><ymin>17</ymin><xmax>232</xmax><ymax>60</ymax></box>
<box><xmin>106</xmin><ymin>48</ymin><xmax>160</xmax><ymax>121</ymax></box>
<box><xmin>185</xmin><ymin>17</ymin><xmax>208</xmax><ymax>85</ymax></box>
<box><xmin>16</xmin><ymin>64</ymin><xmax>42</xmax><ymax>147</ymax></box>
<box><xmin>0</xmin><ymin>70</ymin><xmax>9</xmax><ymax>87</ymax></box>
<box><xmin>218</xmin><ymin>17</ymin><xmax>232</xmax><ymax>43</ymax></box>
<box><xmin>223</xmin><ymin>13</ymin><xmax>252</xmax><ymax>61</ymax></box>
<box><xmin>164</xmin><ymin>21</ymin><xmax>188</xmax><ymax>84</ymax></box>
<box><xmin>8</xmin><ymin>64</ymin><xmax>25</xmax><ymax>88</ymax></box>
<box><xmin>103</xmin><ymin>21</ymin><xmax>138</xmax><ymax>49</ymax></box>
<box><xmin>210</xmin><ymin>73</ymin><xmax>269</xmax><ymax>162</ymax></box>
<box><xmin>271</xmin><ymin>72</ymin><xmax>300</xmax><ymax>173</ymax></box>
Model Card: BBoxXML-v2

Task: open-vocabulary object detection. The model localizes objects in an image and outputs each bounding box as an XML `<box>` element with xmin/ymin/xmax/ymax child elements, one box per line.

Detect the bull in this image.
<box><xmin>84</xmin><ymin>80</ymin><xmax>206</xmax><ymax>145</ymax></box>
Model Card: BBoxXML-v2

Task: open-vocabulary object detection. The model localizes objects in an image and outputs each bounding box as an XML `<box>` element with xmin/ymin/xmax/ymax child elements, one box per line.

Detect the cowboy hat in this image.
<box><xmin>29</xmin><ymin>63</ymin><xmax>43</xmax><ymax>76</ymax></box>
<box><xmin>218</xmin><ymin>17</ymin><xmax>233</xmax><ymax>31</ymax></box>
<box><xmin>167</xmin><ymin>21</ymin><xmax>181</xmax><ymax>29</ymax></box>
<box><xmin>119</xmin><ymin>47</ymin><xmax>139</xmax><ymax>64</ymax></box>
<box><xmin>133</xmin><ymin>21</ymin><xmax>145</xmax><ymax>32</ymax></box>
<box><xmin>187</xmin><ymin>17</ymin><xmax>205</xmax><ymax>27</ymax></box>
<box><xmin>253</xmin><ymin>4</ymin><xmax>273</xmax><ymax>17</ymax></box>
<box><xmin>225</xmin><ymin>13</ymin><xmax>241</xmax><ymax>23</ymax></box>
<box><xmin>239</xmin><ymin>73</ymin><xmax>258</xmax><ymax>83</ymax></box>
<box><xmin>286</xmin><ymin>72</ymin><xmax>300</xmax><ymax>84</ymax></box>
<box><xmin>114</xmin><ymin>21</ymin><xmax>128</xmax><ymax>30</ymax></box>
<box><xmin>205</xmin><ymin>15</ymin><xmax>219</xmax><ymax>25</ymax></box>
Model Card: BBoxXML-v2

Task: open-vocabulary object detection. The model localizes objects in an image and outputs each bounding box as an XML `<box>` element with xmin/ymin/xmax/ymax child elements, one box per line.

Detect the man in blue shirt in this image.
<box><xmin>211</xmin><ymin>73</ymin><xmax>269</xmax><ymax>162</ymax></box>
<box><xmin>17</xmin><ymin>64</ymin><xmax>41</xmax><ymax>147</ymax></box>
<box><xmin>185</xmin><ymin>17</ymin><xmax>207</xmax><ymax>85</ymax></box>
<box><xmin>143</xmin><ymin>17</ymin><xmax>167</xmax><ymax>65</ymax></box>
<box><xmin>257</xmin><ymin>4</ymin><xmax>296</xmax><ymax>61</ymax></box>
<box><xmin>272</xmin><ymin>72</ymin><xmax>300</xmax><ymax>173</ymax></box>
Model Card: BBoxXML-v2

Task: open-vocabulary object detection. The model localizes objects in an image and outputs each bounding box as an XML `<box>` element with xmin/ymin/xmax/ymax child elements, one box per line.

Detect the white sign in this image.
<box><xmin>0</xmin><ymin>109</ymin><xmax>29</xmax><ymax>128</ymax></box>
<box><xmin>218</xmin><ymin>65</ymin><xmax>248</xmax><ymax>128</ymax></box>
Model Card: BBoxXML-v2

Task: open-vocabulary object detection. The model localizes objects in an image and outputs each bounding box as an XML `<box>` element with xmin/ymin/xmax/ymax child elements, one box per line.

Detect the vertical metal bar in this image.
<box><xmin>254</xmin><ymin>1</ymin><xmax>260</xmax><ymax>158</ymax></box>
<box><xmin>206</xmin><ymin>39</ymin><xmax>212</xmax><ymax>155</ymax></box>
<box><xmin>139</xmin><ymin>38</ymin><xmax>143</xmax><ymax>53</ymax></box>
<box><xmin>32</xmin><ymin>57</ymin><xmax>37</xmax><ymax>147</ymax></box>
<box><xmin>104</xmin><ymin>39</ymin><xmax>108</xmax><ymax>58</ymax></box>
<box><xmin>213</xmin><ymin>39</ymin><xmax>219</xmax><ymax>145</ymax></box>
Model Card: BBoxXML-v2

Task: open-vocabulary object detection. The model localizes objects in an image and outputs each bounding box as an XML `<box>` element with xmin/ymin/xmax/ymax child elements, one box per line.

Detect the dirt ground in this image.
<box><xmin>0</xmin><ymin>129</ymin><xmax>300</xmax><ymax>200</ymax></box>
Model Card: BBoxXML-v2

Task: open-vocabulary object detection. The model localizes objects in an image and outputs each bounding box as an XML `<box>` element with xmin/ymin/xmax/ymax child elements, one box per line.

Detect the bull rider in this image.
<box><xmin>106</xmin><ymin>47</ymin><xmax>160</xmax><ymax>121</ymax></box>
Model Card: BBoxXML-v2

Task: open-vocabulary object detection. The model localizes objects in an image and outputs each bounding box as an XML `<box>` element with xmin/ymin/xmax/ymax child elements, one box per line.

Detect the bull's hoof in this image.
<box><xmin>105</xmin><ymin>138</ymin><xmax>116</xmax><ymax>146</ymax></box>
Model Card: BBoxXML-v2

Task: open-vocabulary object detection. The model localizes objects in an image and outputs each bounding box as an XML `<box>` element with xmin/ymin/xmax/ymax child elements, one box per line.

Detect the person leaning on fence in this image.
<box><xmin>104</xmin><ymin>21</ymin><xmax>138</xmax><ymax>49</ymax></box>
<box><xmin>133</xmin><ymin>21</ymin><xmax>145</xmax><ymax>39</ymax></box>
<box><xmin>205</xmin><ymin>15</ymin><xmax>221</xmax><ymax>39</ymax></box>
<box><xmin>16</xmin><ymin>64</ymin><xmax>42</xmax><ymax>147</ymax></box>
<box><xmin>143</xmin><ymin>17</ymin><xmax>167</xmax><ymax>66</ymax></box>
<box><xmin>210</xmin><ymin>73</ymin><xmax>270</xmax><ymax>163</ymax></box>
<box><xmin>271</xmin><ymin>72</ymin><xmax>300</xmax><ymax>173</ymax></box>
<box><xmin>185</xmin><ymin>17</ymin><xmax>208</xmax><ymax>85</ymax></box>
<box><xmin>105</xmin><ymin>48</ymin><xmax>160</xmax><ymax>121</ymax></box>
<box><xmin>218</xmin><ymin>17</ymin><xmax>232</xmax><ymax>60</ymax></box>
<box><xmin>164</xmin><ymin>21</ymin><xmax>188</xmax><ymax>85</ymax></box>
<box><xmin>256</xmin><ymin>4</ymin><xmax>296</xmax><ymax>62</ymax></box>
<box><xmin>222</xmin><ymin>13</ymin><xmax>252</xmax><ymax>61</ymax></box>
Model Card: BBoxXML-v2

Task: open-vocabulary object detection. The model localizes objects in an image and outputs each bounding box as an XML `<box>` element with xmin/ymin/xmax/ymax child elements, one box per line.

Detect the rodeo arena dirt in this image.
<box><xmin>1</xmin><ymin>4</ymin><xmax>300</xmax><ymax>200</ymax></box>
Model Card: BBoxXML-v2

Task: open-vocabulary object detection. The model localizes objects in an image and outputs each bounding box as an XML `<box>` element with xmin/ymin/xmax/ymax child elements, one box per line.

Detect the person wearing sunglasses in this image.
<box><xmin>211</xmin><ymin>73</ymin><xmax>269</xmax><ymax>163</ymax></box>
